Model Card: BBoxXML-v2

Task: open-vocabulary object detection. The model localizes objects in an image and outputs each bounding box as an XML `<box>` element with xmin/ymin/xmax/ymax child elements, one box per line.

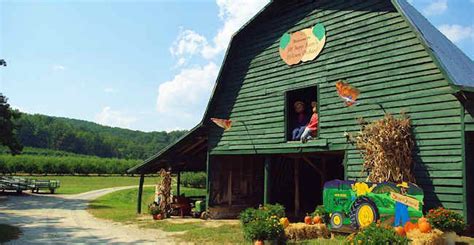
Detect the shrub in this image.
<box><xmin>180</xmin><ymin>172</ymin><xmax>206</xmax><ymax>188</ymax></box>
<box><xmin>239</xmin><ymin>204</ymin><xmax>286</xmax><ymax>241</ymax></box>
<box><xmin>347</xmin><ymin>223</ymin><xmax>408</xmax><ymax>245</ymax></box>
<box><xmin>426</xmin><ymin>207</ymin><xmax>466</xmax><ymax>234</ymax></box>
<box><xmin>148</xmin><ymin>203</ymin><xmax>162</xmax><ymax>215</ymax></box>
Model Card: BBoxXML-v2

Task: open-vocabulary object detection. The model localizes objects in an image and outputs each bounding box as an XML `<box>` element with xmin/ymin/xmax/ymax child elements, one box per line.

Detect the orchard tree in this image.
<box><xmin>0</xmin><ymin>94</ymin><xmax>23</xmax><ymax>154</ymax></box>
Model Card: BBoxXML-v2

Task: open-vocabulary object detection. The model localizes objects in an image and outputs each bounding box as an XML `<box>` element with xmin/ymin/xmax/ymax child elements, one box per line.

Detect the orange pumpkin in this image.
<box><xmin>313</xmin><ymin>215</ymin><xmax>322</xmax><ymax>224</ymax></box>
<box><xmin>254</xmin><ymin>240</ymin><xmax>264</xmax><ymax>245</ymax></box>
<box><xmin>304</xmin><ymin>215</ymin><xmax>312</xmax><ymax>225</ymax></box>
<box><xmin>404</xmin><ymin>221</ymin><xmax>417</xmax><ymax>233</ymax></box>
<box><xmin>418</xmin><ymin>221</ymin><xmax>432</xmax><ymax>233</ymax></box>
<box><xmin>394</xmin><ymin>226</ymin><xmax>406</xmax><ymax>236</ymax></box>
<box><xmin>418</xmin><ymin>217</ymin><xmax>428</xmax><ymax>224</ymax></box>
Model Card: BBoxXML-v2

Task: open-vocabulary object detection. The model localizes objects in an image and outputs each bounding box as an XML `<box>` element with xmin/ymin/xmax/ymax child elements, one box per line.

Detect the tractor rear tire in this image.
<box><xmin>330</xmin><ymin>212</ymin><xmax>344</xmax><ymax>229</ymax></box>
<box><xmin>349</xmin><ymin>197</ymin><xmax>379</xmax><ymax>229</ymax></box>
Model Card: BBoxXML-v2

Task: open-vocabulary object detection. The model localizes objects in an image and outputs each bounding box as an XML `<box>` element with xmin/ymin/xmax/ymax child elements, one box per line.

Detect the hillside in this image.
<box><xmin>12</xmin><ymin>113</ymin><xmax>187</xmax><ymax>160</ymax></box>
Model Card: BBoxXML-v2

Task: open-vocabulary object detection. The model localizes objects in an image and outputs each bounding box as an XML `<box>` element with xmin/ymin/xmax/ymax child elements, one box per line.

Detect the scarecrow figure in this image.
<box><xmin>394</xmin><ymin>182</ymin><xmax>410</xmax><ymax>227</ymax></box>
<box><xmin>291</xmin><ymin>101</ymin><xmax>310</xmax><ymax>141</ymax></box>
<box><xmin>301</xmin><ymin>101</ymin><xmax>319</xmax><ymax>143</ymax></box>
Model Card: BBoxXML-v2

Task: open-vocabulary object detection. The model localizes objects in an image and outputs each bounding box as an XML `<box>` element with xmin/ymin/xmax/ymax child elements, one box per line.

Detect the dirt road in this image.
<box><xmin>0</xmin><ymin>186</ymin><xmax>173</xmax><ymax>244</ymax></box>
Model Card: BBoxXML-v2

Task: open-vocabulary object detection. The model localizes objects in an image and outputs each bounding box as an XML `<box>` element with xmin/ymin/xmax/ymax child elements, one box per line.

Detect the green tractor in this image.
<box><xmin>323</xmin><ymin>180</ymin><xmax>424</xmax><ymax>231</ymax></box>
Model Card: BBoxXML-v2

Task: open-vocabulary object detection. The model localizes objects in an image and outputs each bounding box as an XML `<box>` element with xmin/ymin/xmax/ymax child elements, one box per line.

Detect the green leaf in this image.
<box><xmin>313</xmin><ymin>23</ymin><xmax>326</xmax><ymax>41</ymax></box>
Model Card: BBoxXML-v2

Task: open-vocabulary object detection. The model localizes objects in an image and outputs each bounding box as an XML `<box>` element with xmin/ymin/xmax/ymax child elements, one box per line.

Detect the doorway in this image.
<box><xmin>466</xmin><ymin>132</ymin><xmax>474</xmax><ymax>225</ymax></box>
<box><xmin>269</xmin><ymin>152</ymin><xmax>345</xmax><ymax>220</ymax></box>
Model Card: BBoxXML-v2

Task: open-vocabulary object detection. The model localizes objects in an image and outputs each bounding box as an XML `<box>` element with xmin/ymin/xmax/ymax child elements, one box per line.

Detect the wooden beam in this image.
<box><xmin>177</xmin><ymin>171</ymin><xmax>181</xmax><ymax>196</ymax></box>
<box><xmin>294</xmin><ymin>159</ymin><xmax>300</xmax><ymax>217</ymax></box>
<box><xmin>228</xmin><ymin>170</ymin><xmax>232</xmax><ymax>206</ymax></box>
<box><xmin>206</xmin><ymin>151</ymin><xmax>210</xmax><ymax>209</ymax></box>
<box><xmin>137</xmin><ymin>173</ymin><xmax>145</xmax><ymax>214</ymax></box>
<box><xmin>264</xmin><ymin>157</ymin><xmax>271</xmax><ymax>204</ymax></box>
<box><xmin>302</xmin><ymin>156</ymin><xmax>325</xmax><ymax>188</ymax></box>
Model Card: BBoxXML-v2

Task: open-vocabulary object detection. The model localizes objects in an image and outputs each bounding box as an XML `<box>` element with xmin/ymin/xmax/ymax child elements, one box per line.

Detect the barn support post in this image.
<box><xmin>294</xmin><ymin>159</ymin><xmax>300</xmax><ymax>217</ymax></box>
<box><xmin>137</xmin><ymin>173</ymin><xmax>145</xmax><ymax>214</ymax></box>
<box><xmin>264</xmin><ymin>157</ymin><xmax>271</xmax><ymax>204</ymax></box>
<box><xmin>205</xmin><ymin>151</ymin><xmax>210</xmax><ymax>209</ymax></box>
<box><xmin>177</xmin><ymin>170</ymin><xmax>181</xmax><ymax>196</ymax></box>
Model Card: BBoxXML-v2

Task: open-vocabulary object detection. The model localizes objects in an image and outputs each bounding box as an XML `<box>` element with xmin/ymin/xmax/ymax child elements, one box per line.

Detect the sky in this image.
<box><xmin>0</xmin><ymin>0</ymin><xmax>473</xmax><ymax>132</ymax></box>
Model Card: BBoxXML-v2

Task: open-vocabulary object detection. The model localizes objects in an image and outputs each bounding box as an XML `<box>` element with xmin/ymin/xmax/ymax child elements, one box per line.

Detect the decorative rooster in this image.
<box><xmin>336</xmin><ymin>80</ymin><xmax>360</xmax><ymax>107</ymax></box>
<box><xmin>210</xmin><ymin>118</ymin><xmax>232</xmax><ymax>131</ymax></box>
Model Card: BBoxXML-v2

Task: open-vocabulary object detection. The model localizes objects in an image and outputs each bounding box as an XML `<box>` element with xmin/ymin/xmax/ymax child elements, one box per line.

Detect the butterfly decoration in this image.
<box><xmin>210</xmin><ymin>118</ymin><xmax>232</xmax><ymax>131</ymax></box>
<box><xmin>336</xmin><ymin>80</ymin><xmax>360</xmax><ymax>107</ymax></box>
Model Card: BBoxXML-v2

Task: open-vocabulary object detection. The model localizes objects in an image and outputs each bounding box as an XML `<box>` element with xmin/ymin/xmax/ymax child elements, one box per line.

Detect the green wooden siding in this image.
<box><xmin>207</xmin><ymin>0</ymin><xmax>464</xmax><ymax>211</ymax></box>
<box><xmin>465</xmin><ymin>107</ymin><xmax>474</xmax><ymax>131</ymax></box>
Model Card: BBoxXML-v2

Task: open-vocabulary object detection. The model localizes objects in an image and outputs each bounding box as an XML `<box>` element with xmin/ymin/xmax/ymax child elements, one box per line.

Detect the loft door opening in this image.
<box><xmin>286</xmin><ymin>85</ymin><xmax>318</xmax><ymax>142</ymax></box>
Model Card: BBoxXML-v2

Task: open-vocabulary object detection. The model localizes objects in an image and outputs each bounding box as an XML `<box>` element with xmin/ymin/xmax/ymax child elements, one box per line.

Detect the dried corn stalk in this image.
<box><xmin>347</xmin><ymin>113</ymin><xmax>415</xmax><ymax>183</ymax></box>
<box><xmin>158</xmin><ymin>168</ymin><xmax>172</xmax><ymax>213</ymax></box>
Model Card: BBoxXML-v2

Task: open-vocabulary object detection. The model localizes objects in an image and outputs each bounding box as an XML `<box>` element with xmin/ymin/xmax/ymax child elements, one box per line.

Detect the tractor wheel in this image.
<box><xmin>330</xmin><ymin>212</ymin><xmax>344</xmax><ymax>229</ymax></box>
<box><xmin>200</xmin><ymin>211</ymin><xmax>209</xmax><ymax>220</ymax></box>
<box><xmin>349</xmin><ymin>197</ymin><xmax>379</xmax><ymax>229</ymax></box>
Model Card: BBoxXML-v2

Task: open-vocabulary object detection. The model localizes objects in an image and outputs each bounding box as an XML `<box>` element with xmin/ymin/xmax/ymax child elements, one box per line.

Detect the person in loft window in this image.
<box><xmin>292</xmin><ymin>101</ymin><xmax>310</xmax><ymax>141</ymax></box>
<box><xmin>301</xmin><ymin>101</ymin><xmax>318</xmax><ymax>143</ymax></box>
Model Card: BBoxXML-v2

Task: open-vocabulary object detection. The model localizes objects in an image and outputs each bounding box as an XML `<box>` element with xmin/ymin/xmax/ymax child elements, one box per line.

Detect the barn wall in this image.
<box><xmin>207</xmin><ymin>1</ymin><xmax>464</xmax><ymax>211</ymax></box>
<box><xmin>465</xmin><ymin>106</ymin><xmax>474</xmax><ymax>131</ymax></box>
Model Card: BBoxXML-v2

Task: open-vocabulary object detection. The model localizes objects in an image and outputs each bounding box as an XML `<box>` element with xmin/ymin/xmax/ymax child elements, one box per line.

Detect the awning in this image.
<box><xmin>127</xmin><ymin>124</ymin><xmax>207</xmax><ymax>174</ymax></box>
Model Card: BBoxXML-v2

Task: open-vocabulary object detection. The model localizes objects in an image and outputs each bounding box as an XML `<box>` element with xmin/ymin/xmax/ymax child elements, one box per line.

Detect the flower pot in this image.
<box><xmin>152</xmin><ymin>214</ymin><xmax>163</xmax><ymax>220</ymax></box>
<box><xmin>254</xmin><ymin>240</ymin><xmax>264</xmax><ymax>245</ymax></box>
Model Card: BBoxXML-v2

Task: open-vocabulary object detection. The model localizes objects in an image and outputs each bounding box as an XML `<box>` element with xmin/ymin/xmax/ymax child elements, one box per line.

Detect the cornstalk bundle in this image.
<box><xmin>347</xmin><ymin>113</ymin><xmax>415</xmax><ymax>183</ymax></box>
<box><xmin>158</xmin><ymin>168</ymin><xmax>172</xmax><ymax>213</ymax></box>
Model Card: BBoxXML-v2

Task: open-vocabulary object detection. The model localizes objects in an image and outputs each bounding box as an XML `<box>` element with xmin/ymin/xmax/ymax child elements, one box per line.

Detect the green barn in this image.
<box><xmin>129</xmin><ymin>0</ymin><xmax>474</xmax><ymax>223</ymax></box>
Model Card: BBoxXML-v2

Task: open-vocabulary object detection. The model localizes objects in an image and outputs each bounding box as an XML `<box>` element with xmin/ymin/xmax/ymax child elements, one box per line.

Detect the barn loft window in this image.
<box><xmin>285</xmin><ymin>85</ymin><xmax>319</xmax><ymax>142</ymax></box>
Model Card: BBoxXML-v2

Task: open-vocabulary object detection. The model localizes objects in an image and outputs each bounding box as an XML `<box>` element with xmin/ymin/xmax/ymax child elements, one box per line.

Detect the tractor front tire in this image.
<box><xmin>349</xmin><ymin>197</ymin><xmax>379</xmax><ymax>229</ymax></box>
<box><xmin>330</xmin><ymin>212</ymin><xmax>344</xmax><ymax>229</ymax></box>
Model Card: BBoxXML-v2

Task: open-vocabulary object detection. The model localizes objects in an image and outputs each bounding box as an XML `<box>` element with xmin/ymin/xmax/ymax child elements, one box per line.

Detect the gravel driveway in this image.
<box><xmin>0</xmin><ymin>186</ymin><xmax>174</xmax><ymax>244</ymax></box>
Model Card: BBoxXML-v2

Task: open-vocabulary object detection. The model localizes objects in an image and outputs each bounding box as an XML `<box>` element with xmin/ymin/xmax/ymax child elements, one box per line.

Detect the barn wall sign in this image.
<box><xmin>279</xmin><ymin>23</ymin><xmax>326</xmax><ymax>65</ymax></box>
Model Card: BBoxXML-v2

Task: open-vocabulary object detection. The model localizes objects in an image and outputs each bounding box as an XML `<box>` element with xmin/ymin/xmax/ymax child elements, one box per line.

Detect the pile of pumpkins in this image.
<box><xmin>279</xmin><ymin>214</ymin><xmax>323</xmax><ymax>229</ymax></box>
<box><xmin>394</xmin><ymin>217</ymin><xmax>432</xmax><ymax>236</ymax></box>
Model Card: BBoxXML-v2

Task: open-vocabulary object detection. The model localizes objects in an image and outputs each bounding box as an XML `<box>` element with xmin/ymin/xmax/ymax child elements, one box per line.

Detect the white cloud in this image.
<box><xmin>170</xmin><ymin>29</ymin><xmax>208</xmax><ymax>60</ymax></box>
<box><xmin>52</xmin><ymin>64</ymin><xmax>65</xmax><ymax>71</ymax></box>
<box><xmin>95</xmin><ymin>106</ymin><xmax>137</xmax><ymax>128</ymax></box>
<box><xmin>438</xmin><ymin>24</ymin><xmax>474</xmax><ymax>43</ymax></box>
<box><xmin>422</xmin><ymin>0</ymin><xmax>447</xmax><ymax>16</ymax></box>
<box><xmin>156</xmin><ymin>62</ymin><xmax>218</xmax><ymax>116</ymax></box>
<box><xmin>202</xmin><ymin>0</ymin><xmax>269</xmax><ymax>59</ymax></box>
<box><xmin>104</xmin><ymin>87</ymin><xmax>118</xmax><ymax>94</ymax></box>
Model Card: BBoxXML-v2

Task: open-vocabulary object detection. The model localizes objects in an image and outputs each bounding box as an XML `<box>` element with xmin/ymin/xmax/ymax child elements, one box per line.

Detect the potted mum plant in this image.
<box><xmin>148</xmin><ymin>203</ymin><xmax>163</xmax><ymax>220</ymax></box>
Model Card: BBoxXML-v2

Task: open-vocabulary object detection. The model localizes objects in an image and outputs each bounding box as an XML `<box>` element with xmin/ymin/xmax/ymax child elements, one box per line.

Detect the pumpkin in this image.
<box><xmin>304</xmin><ymin>215</ymin><xmax>312</xmax><ymax>225</ymax></box>
<box><xmin>418</xmin><ymin>221</ymin><xmax>432</xmax><ymax>233</ymax></box>
<box><xmin>313</xmin><ymin>215</ymin><xmax>322</xmax><ymax>224</ymax></box>
<box><xmin>394</xmin><ymin>226</ymin><xmax>406</xmax><ymax>236</ymax></box>
<box><xmin>418</xmin><ymin>217</ymin><xmax>428</xmax><ymax>224</ymax></box>
<box><xmin>280</xmin><ymin>217</ymin><xmax>290</xmax><ymax>228</ymax></box>
<box><xmin>254</xmin><ymin>240</ymin><xmax>264</xmax><ymax>245</ymax></box>
<box><xmin>404</xmin><ymin>221</ymin><xmax>417</xmax><ymax>233</ymax></box>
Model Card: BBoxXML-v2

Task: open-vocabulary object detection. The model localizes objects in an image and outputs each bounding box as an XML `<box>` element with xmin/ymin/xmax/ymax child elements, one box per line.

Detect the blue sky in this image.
<box><xmin>1</xmin><ymin>0</ymin><xmax>473</xmax><ymax>132</ymax></box>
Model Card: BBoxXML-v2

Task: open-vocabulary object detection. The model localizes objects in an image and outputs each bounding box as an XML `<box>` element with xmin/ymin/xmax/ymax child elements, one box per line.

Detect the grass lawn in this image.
<box><xmin>32</xmin><ymin>175</ymin><xmax>160</xmax><ymax>194</ymax></box>
<box><xmin>0</xmin><ymin>224</ymin><xmax>21</xmax><ymax>243</ymax></box>
<box><xmin>87</xmin><ymin>186</ymin><xmax>247</xmax><ymax>243</ymax></box>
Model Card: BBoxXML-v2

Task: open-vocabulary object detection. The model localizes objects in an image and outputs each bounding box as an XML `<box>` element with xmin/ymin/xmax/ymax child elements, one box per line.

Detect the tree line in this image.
<box><xmin>14</xmin><ymin>113</ymin><xmax>187</xmax><ymax>159</ymax></box>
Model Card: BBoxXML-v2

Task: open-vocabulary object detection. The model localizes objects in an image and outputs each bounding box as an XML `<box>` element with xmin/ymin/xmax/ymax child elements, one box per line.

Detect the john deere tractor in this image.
<box><xmin>323</xmin><ymin>179</ymin><xmax>424</xmax><ymax>231</ymax></box>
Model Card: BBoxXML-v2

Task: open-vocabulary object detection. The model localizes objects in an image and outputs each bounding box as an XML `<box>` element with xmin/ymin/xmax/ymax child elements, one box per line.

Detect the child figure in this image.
<box><xmin>301</xmin><ymin>101</ymin><xmax>318</xmax><ymax>143</ymax></box>
<box><xmin>291</xmin><ymin>101</ymin><xmax>310</xmax><ymax>141</ymax></box>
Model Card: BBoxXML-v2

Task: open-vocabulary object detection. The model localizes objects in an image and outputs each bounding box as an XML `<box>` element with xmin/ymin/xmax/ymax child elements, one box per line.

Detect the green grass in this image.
<box><xmin>88</xmin><ymin>186</ymin><xmax>205</xmax><ymax>222</ymax></box>
<box><xmin>0</xmin><ymin>224</ymin><xmax>21</xmax><ymax>243</ymax></box>
<box><xmin>32</xmin><ymin>175</ymin><xmax>160</xmax><ymax>194</ymax></box>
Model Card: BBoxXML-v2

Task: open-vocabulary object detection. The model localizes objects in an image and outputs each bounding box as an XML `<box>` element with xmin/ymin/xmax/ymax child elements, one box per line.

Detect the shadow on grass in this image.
<box><xmin>0</xmin><ymin>224</ymin><xmax>22</xmax><ymax>243</ymax></box>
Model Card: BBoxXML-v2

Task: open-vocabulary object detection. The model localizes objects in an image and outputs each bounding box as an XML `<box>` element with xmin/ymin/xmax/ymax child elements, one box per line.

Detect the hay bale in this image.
<box><xmin>284</xmin><ymin>223</ymin><xmax>330</xmax><ymax>241</ymax></box>
<box><xmin>406</xmin><ymin>228</ymin><xmax>444</xmax><ymax>245</ymax></box>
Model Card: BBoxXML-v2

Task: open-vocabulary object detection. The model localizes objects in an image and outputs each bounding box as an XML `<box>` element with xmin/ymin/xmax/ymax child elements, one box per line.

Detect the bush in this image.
<box><xmin>426</xmin><ymin>207</ymin><xmax>466</xmax><ymax>234</ymax></box>
<box><xmin>347</xmin><ymin>223</ymin><xmax>408</xmax><ymax>245</ymax></box>
<box><xmin>180</xmin><ymin>172</ymin><xmax>206</xmax><ymax>188</ymax></box>
<box><xmin>239</xmin><ymin>204</ymin><xmax>285</xmax><ymax>241</ymax></box>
